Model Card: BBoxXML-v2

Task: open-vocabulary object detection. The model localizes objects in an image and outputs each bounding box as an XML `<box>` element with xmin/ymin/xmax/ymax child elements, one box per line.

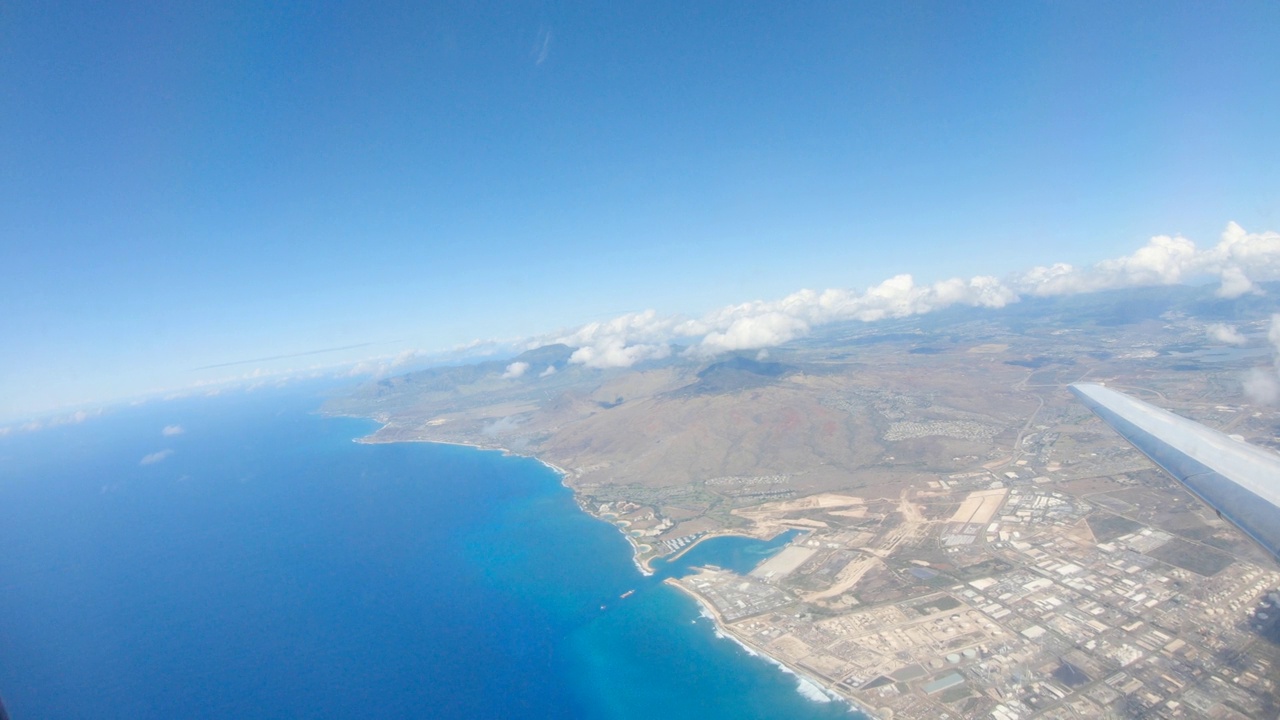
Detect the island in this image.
<box><xmin>326</xmin><ymin>285</ymin><xmax>1280</xmax><ymax>719</ymax></box>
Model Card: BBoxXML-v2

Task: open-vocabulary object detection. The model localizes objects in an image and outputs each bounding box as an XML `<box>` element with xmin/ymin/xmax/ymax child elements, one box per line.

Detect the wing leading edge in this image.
<box><xmin>1069</xmin><ymin>383</ymin><xmax>1280</xmax><ymax>563</ymax></box>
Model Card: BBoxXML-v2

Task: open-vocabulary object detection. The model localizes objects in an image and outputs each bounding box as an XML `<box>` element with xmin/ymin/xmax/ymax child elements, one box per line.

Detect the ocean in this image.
<box><xmin>0</xmin><ymin>384</ymin><xmax>863</xmax><ymax>719</ymax></box>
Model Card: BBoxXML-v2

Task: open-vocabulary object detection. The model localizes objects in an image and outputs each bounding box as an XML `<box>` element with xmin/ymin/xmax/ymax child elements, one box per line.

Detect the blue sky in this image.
<box><xmin>3</xmin><ymin>1</ymin><xmax>1279</xmax><ymax>421</ymax></box>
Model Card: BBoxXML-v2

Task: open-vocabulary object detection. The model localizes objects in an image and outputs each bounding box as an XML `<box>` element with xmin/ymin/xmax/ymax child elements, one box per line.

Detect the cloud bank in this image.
<box><xmin>162</xmin><ymin>425</ymin><xmax>184</xmax><ymax>436</ymax></box>
<box><xmin>1010</xmin><ymin>222</ymin><xmax>1280</xmax><ymax>299</ymax></box>
<box><xmin>542</xmin><ymin>222</ymin><xmax>1280</xmax><ymax>368</ymax></box>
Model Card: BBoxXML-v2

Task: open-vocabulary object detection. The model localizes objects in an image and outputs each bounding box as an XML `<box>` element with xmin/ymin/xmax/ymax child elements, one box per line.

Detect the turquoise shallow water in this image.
<box><xmin>0</xmin><ymin>385</ymin><xmax>863</xmax><ymax>719</ymax></box>
<box><xmin>651</xmin><ymin>529</ymin><xmax>805</xmax><ymax>578</ymax></box>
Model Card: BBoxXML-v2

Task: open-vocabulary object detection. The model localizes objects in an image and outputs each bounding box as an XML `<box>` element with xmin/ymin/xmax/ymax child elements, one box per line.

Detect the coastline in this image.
<box><xmin>346</xmin><ymin>422</ymin><xmax>661</xmax><ymax>575</ymax></box>
<box><xmin>665</xmin><ymin>578</ymin><xmax>877</xmax><ymax>719</ymax></box>
<box><xmin>343</xmin><ymin>419</ymin><xmax>867</xmax><ymax>713</ymax></box>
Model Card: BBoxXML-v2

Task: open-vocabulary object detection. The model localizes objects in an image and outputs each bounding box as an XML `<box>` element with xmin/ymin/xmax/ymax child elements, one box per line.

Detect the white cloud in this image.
<box><xmin>1012</xmin><ymin>235</ymin><xmax>1195</xmax><ymax>296</ymax></box>
<box><xmin>1216</xmin><ymin>266</ymin><xmax>1255</xmax><ymax>299</ymax></box>
<box><xmin>2</xmin><ymin>407</ymin><xmax>103</xmax><ymax>434</ymax></box>
<box><xmin>339</xmin><ymin>338</ymin><xmax>527</xmax><ymax>380</ymax></box>
<box><xmin>1242</xmin><ymin>314</ymin><xmax>1280</xmax><ymax>405</ymax></box>
<box><xmin>1097</xmin><ymin>234</ymin><xmax>1196</xmax><ymax>285</ymax></box>
<box><xmin>1013</xmin><ymin>223</ymin><xmax>1280</xmax><ymax>299</ymax></box>
<box><xmin>502</xmin><ymin>361</ymin><xmax>530</xmax><ymax>379</ymax></box>
<box><xmin>534</xmin><ymin>222</ymin><xmax>1280</xmax><ymax>369</ymax></box>
<box><xmin>1243</xmin><ymin>367</ymin><xmax>1280</xmax><ymax>405</ymax></box>
<box><xmin>140</xmin><ymin>449</ymin><xmax>174</xmax><ymax>465</ymax></box>
<box><xmin>391</xmin><ymin>349</ymin><xmax>424</xmax><ymax>367</ymax></box>
<box><xmin>554</xmin><ymin>309</ymin><xmax>690</xmax><ymax>348</ymax></box>
<box><xmin>162</xmin><ymin>424</ymin><xmax>184</xmax><ymax>436</ymax></box>
<box><xmin>553</xmin><ymin>272</ymin><xmax>1020</xmax><ymax>365</ymax></box>
<box><xmin>539</xmin><ymin>365</ymin><xmax>557</xmax><ymax>377</ymax></box>
<box><xmin>1201</xmin><ymin>222</ymin><xmax>1280</xmax><ymax>297</ymax></box>
<box><xmin>346</xmin><ymin>352</ymin><xmax>424</xmax><ymax>378</ymax></box>
<box><xmin>569</xmin><ymin>339</ymin><xmax>671</xmax><ymax>369</ymax></box>
<box><xmin>1206</xmin><ymin>324</ymin><xmax>1247</xmax><ymax>346</ymax></box>
<box><xmin>700</xmin><ymin>312</ymin><xmax>809</xmax><ymax>353</ymax></box>
<box><xmin>548</xmin><ymin>309</ymin><xmax>686</xmax><ymax>369</ymax></box>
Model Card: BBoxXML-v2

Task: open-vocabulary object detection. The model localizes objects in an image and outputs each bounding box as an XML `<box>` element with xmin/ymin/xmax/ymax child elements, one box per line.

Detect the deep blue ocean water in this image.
<box><xmin>0</xmin><ymin>385</ymin><xmax>863</xmax><ymax>719</ymax></box>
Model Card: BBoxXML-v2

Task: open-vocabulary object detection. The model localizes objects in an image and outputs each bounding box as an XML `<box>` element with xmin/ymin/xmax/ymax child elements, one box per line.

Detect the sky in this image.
<box><xmin>3</xmin><ymin>1</ymin><xmax>1280</xmax><ymax>421</ymax></box>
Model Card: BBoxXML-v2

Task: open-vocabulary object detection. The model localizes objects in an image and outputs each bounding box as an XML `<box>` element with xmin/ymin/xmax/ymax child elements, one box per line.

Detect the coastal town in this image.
<box><xmin>668</xmin><ymin>471</ymin><xmax>1280</xmax><ymax>719</ymax></box>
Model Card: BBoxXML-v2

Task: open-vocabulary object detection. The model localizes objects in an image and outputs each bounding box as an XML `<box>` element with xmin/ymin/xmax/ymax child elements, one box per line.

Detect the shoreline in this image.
<box><xmin>343</xmin><ymin>418</ymin><xmax>870</xmax><ymax>714</ymax></box>
<box><xmin>347</xmin><ymin>423</ymin><xmax>662</xmax><ymax>574</ymax></box>
<box><xmin>665</xmin><ymin>578</ymin><xmax>877</xmax><ymax>718</ymax></box>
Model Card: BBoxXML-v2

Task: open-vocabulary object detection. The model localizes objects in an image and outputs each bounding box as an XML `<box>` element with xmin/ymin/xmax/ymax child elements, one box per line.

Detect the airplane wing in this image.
<box><xmin>1069</xmin><ymin>382</ymin><xmax>1280</xmax><ymax>563</ymax></box>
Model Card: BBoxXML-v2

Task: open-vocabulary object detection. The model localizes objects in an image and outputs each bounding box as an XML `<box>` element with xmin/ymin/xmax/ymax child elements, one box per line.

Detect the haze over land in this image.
<box><xmin>7</xmin><ymin>222</ymin><xmax>1280</xmax><ymax>429</ymax></box>
<box><xmin>329</xmin><ymin>282</ymin><xmax>1280</xmax><ymax>718</ymax></box>
<box><xmin>4</xmin><ymin>3</ymin><xmax>1280</xmax><ymax>420</ymax></box>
